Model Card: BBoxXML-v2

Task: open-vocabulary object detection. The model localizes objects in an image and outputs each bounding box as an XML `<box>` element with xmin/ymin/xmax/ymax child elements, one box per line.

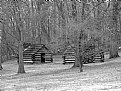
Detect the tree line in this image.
<box><xmin>0</xmin><ymin>0</ymin><xmax>121</xmax><ymax>73</ymax></box>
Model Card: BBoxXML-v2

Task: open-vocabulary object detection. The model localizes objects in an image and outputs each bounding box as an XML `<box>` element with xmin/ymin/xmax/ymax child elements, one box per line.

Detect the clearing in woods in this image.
<box><xmin>0</xmin><ymin>54</ymin><xmax>121</xmax><ymax>91</ymax></box>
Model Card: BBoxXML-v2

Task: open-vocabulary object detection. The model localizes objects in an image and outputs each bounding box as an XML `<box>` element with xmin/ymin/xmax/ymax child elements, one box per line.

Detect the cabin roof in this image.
<box><xmin>63</xmin><ymin>45</ymin><xmax>76</xmax><ymax>54</ymax></box>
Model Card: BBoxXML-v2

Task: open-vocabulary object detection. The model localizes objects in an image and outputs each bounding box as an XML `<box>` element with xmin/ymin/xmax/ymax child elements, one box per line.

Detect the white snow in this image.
<box><xmin>1</xmin><ymin>55</ymin><xmax>121</xmax><ymax>91</ymax></box>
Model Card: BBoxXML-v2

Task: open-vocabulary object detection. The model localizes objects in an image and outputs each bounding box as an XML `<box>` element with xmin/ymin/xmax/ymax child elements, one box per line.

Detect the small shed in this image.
<box><xmin>62</xmin><ymin>46</ymin><xmax>76</xmax><ymax>64</ymax></box>
<box><xmin>23</xmin><ymin>44</ymin><xmax>53</xmax><ymax>63</ymax></box>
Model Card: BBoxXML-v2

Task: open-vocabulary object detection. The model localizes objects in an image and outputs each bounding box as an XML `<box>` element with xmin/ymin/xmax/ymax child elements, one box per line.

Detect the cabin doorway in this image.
<box><xmin>41</xmin><ymin>53</ymin><xmax>45</xmax><ymax>63</ymax></box>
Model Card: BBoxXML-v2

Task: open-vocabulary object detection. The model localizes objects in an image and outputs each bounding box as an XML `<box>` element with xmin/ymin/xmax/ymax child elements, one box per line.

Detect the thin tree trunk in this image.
<box><xmin>0</xmin><ymin>42</ymin><xmax>3</xmax><ymax>70</ymax></box>
<box><xmin>79</xmin><ymin>54</ymin><xmax>83</xmax><ymax>72</ymax></box>
<box><xmin>81</xmin><ymin>1</ymin><xmax>85</xmax><ymax>22</ymax></box>
<box><xmin>0</xmin><ymin>24</ymin><xmax>3</xmax><ymax>70</ymax></box>
<box><xmin>37</xmin><ymin>1</ymin><xmax>41</xmax><ymax>44</ymax></box>
<box><xmin>0</xmin><ymin>60</ymin><xmax>3</xmax><ymax>70</ymax></box>
<box><xmin>18</xmin><ymin>40</ymin><xmax>25</xmax><ymax>73</ymax></box>
<box><xmin>77</xmin><ymin>1</ymin><xmax>85</xmax><ymax>72</ymax></box>
<box><xmin>16</xmin><ymin>0</ymin><xmax>25</xmax><ymax>74</ymax></box>
<box><xmin>37</xmin><ymin>20</ymin><xmax>41</xmax><ymax>44</ymax></box>
<box><xmin>72</xmin><ymin>47</ymin><xmax>83</xmax><ymax>72</ymax></box>
<box><xmin>109</xmin><ymin>0</ymin><xmax>119</xmax><ymax>58</ymax></box>
<box><xmin>17</xmin><ymin>19</ymin><xmax>25</xmax><ymax>73</ymax></box>
<box><xmin>17</xmin><ymin>18</ymin><xmax>25</xmax><ymax>74</ymax></box>
<box><xmin>73</xmin><ymin>31</ymin><xmax>84</xmax><ymax>71</ymax></box>
<box><xmin>73</xmin><ymin>1</ymin><xmax>85</xmax><ymax>70</ymax></box>
<box><xmin>78</xmin><ymin>34</ymin><xmax>83</xmax><ymax>72</ymax></box>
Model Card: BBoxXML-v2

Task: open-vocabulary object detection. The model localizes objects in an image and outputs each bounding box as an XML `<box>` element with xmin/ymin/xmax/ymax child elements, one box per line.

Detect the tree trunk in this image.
<box><xmin>0</xmin><ymin>24</ymin><xmax>3</xmax><ymax>70</ymax></box>
<box><xmin>0</xmin><ymin>61</ymin><xmax>2</xmax><ymax>70</ymax></box>
<box><xmin>81</xmin><ymin>1</ymin><xmax>85</xmax><ymax>22</ymax></box>
<box><xmin>72</xmin><ymin>49</ymin><xmax>79</xmax><ymax>67</ymax></box>
<box><xmin>73</xmin><ymin>31</ymin><xmax>84</xmax><ymax>72</ymax></box>
<box><xmin>17</xmin><ymin>17</ymin><xmax>25</xmax><ymax>73</ymax></box>
<box><xmin>78</xmin><ymin>31</ymin><xmax>84</xmax><ymax>72</ymax></box>
<box><xmin>79</xmin><ymin>54</ymin><xmax>83</xmax><ymax>72</ymax></box>
<box><xmin>37</xmin><ymin>22</ymin><xmax>41</xmax><ymax>44</ymax></box>
<box><xmin>73</xmin><ymin>1</ymin><xmax>85</xmax><ymax>70</ymax></box>
<box><xmin>72</xmin><ymin>49</ymin><xmax>83</xmax><ymax>72</ymax></box>
<box><xmin>0</xmin><ymin>45</ymin><xmax>3</xmax><ymax>70</ymax></box>
<box><xmin>78</xmin><ymin>44</ymin><xmax>83</xmax><ymax>72</ymax></box>
<box><xmin>109</xmin><ymin>42</ymin><xmax>119</xmax><ymax>59</ymax></box>
<box><xmin>109</xmin><ymin>0</ymin><xmax>119</xmax><ymax>59</ymax></box>
<box><xmin>14</xmin><ymin>0</ymin><xmax>26</xmax><ymax>74</ymax></box>
<box><xmin>18</xmin><ymin>41</ymin><xmax>25</xmax><ymax>73</ymax></box>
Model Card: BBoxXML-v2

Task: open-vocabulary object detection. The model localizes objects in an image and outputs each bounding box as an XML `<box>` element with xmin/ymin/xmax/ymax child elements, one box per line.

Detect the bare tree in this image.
<box><xmin>0</xmin><ymin>25</ymin><xmax>3</xmax><ymax>70</ymax></box>
<box><xmin>12</xmin><ymin>0</ymin><xmax>25</xmax><ymax>73</ymax></box>
<box><xmin>109</xmin><ymin>0</ymin><xmax>120</xmax><ymax>58</ymax></box>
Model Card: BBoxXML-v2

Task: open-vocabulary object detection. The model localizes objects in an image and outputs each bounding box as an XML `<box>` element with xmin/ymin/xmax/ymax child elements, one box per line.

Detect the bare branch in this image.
<box><xmin>86</xmin><ymin>1</ymin><xmax>105</xmax><ymax>17</ymax></box>
<box><xmin>0</xmin><ymin>19</ymin><xmax>19</xmax><ymax>41</ymax></box>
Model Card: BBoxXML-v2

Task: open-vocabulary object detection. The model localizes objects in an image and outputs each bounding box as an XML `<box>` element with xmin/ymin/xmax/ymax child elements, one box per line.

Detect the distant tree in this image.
<box><xmin>0</xmin><ymin>58</ymin><xmax>2</xmax><ymax>70</ymax></box>
<box><xmin>0</xmin><ymin>25</ymin><xmax>3</xmax><ymax>70</ymax></box>
<box><xmin>109</xmin><ymin>0</ymin><xmax>120</xmax><ymax>58</ymax></box>
<box><xmin>78</xmin><ymin>30</ymin><xmax>87</xmax><ymax>72</ymax></box>
<box><xmin>72</xmin><ymin>0</ymin><xmax>86</xmax><ymax>70</ymax></box>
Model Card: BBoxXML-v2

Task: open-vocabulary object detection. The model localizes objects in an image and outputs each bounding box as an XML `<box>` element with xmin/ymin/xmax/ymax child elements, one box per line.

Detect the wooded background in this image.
<box><xmin>0</xmin><ymin>0</ymin><xmax>121</xmax><ymax>73</ymax></box>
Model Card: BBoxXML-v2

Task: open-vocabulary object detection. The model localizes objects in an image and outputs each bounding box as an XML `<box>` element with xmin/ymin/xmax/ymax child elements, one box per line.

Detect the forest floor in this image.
<box><xmin>1</xmin><ymin>53</ymin><xmax>121</xmax><ymax>91</ymax></box>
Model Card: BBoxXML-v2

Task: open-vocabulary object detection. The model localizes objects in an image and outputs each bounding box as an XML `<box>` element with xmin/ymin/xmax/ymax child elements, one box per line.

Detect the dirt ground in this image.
<box><xmin>1</xmin><ymin>54</ymin><xmax>121</xmax><ymax>91</ymax></box>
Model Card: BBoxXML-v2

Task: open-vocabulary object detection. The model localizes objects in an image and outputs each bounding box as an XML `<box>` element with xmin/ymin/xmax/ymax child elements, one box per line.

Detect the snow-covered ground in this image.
<box><xmin>1</xmin><ymin>54</ymin><xmax>121</xmax><ymax>91</ymax></box>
